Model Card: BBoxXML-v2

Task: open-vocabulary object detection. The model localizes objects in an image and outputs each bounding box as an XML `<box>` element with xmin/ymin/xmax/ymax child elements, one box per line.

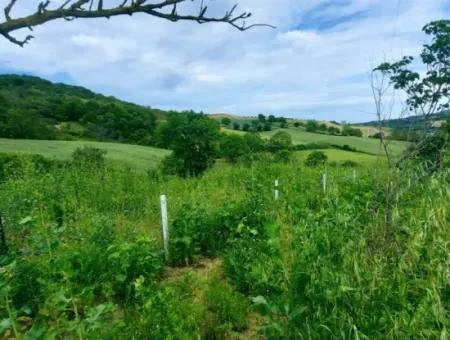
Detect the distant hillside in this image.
<box><xmin>0</xmin><ymin>74</ymin><xmax>170</xmax><ymax>145</ymax></box>
<box><xmin>0</xmin><ymin>138</ymin><xmax>170</xmax><ymax>172</ymax></box>
<box><xmin>358</xmin><ymin>112</ymin><xmax>449</xmax><ymax>131</ymax></box>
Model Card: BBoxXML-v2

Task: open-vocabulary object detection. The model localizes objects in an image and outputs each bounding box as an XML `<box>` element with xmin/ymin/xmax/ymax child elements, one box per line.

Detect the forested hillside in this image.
<box><xmin>0</xmin><ymin>74</ymin><xmax>169</xmax><ymax>144</ymax></box>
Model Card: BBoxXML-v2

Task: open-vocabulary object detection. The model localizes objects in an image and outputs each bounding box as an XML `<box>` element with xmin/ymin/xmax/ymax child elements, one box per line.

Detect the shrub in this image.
<box><xmin>341</xmin><ymin>160</ymin><xmax>359</xmax><ymax>168</ymax></box>
<box><xmin>72</xmin><ymin>146</ymin><xmax>107</xmax><ymax>167</ymax></box>
<box><xmin>274</xmin><ymin>150</ymin><xmax>291</xmax><ymax>163</ymax></box>
<box><xmin>267</xmin><ymin>131</ymin><xmax>292</xmax><ymax>152</ymax></box>
<box><xmin>304</xmin><ymin>151</ymin><xmax>328</xmax><ymax>167</ymax></box>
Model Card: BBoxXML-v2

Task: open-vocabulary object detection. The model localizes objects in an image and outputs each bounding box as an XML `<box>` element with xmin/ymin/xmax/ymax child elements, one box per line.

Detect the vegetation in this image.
<box><xmin>0</xmin><ymin>149</ymin><xmax>447</xmax><ymax>338</ymax></box>
<box><xmin>0</xmin><ymin>138</ymin><xmax>170</xmax><ymax>172</ymax></box>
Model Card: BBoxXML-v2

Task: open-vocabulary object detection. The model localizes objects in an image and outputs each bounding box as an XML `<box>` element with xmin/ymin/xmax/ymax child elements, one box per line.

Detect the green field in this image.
<box><xmin>0</xmin><ymin>138</ymin><xmax>170</xmax><ymax>171</ymax></box>
<box><xmin>260</xmin><ymin>128</ymin><xmax>407</xmax><ymax>155</ymax></box>
<box><xmin>295</xmin><ymin>149</ymin><xmax>381</xmax><ymax>163</ymax></box>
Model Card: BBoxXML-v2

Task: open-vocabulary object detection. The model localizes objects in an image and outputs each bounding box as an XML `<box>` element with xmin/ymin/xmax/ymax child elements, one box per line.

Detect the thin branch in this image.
<box><xmin>0</xmin><ymin>0</ymin><xmax>275</xmax><ymax>47</ymax></box>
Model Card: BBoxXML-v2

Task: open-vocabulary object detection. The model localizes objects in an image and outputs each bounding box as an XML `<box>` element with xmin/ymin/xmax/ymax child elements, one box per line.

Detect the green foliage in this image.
<box><xmin>221</xmin><ymin>117</ymin><xmax>231</xmax><ymax>126</ymax></box>
<box><xmin>72</xmin><ymin>146</ymin><xmax>107</xmax><ymax>167</ymax></box>
<box><xmin>0</xmin><ymin>108</ymin><xmax>53</xmax><ymax>139</ymax></box>
<box><xmin>156</xmin><ymin>112</ymin><xmax>220</xmax><ymax>177</ymax></box>
<box><xmin>204</xmin><ymin>272</ymin><xmax>249</xmax><ymax>337</ymax></box>
<box><xmin>305</xmin><ymin>120</ymin><xmax>319</xmax><ymax>132</ymax></box>
<box><xmin>304</xmin><ymin>150</ymin><xmax>328</xmax><ymax>167</ymax></box>
<box><xmin>220</xmin><ymin>134</ymin><xmax>250</xmax><ymax>163</ymax></box>
<box><xmin>267</xmin><ymin>131</ymin><xmax>292</xmax><ymax>152</ymax></box>
<box><xmin>342</xmin><ymin>125</ymin><xmax>363</xmax><ymax>137</ymax></box>
<box><xmin>0</xmin><ymin>138</ymin><xmax>447</xmax><ymax>338</ymax></box>
<box><xmin>0</xmin><ymin>74</ymin><xmax>158</xmax><ymax>145</ymax></box>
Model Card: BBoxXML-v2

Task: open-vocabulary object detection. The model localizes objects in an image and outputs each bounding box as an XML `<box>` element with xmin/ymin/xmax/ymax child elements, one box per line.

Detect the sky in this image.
<box><xmin>0</xmin><ymin>0</ymin><xmax>449</xmax><ymax>122</ymax></box>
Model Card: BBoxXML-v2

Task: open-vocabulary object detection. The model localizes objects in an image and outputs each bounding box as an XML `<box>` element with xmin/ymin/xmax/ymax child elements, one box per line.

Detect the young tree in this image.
<box><xmin>232</xmin><ymin>122</ymin><xmax>241</xmax><ymax>131</ymax></box>
<box><xmin>0</xmin><ymin>1</ymin><xmax>273</xmax><ymax>47</ymax></box>
<box><xmin>371</xmin><ymin>20</ymin><xmax>450</xmax><ymax>236</ymax></box>
<box><xmin>156</xmin><ymin>112</ymin><xmax>220</xmax><ymax>177</ymax></box>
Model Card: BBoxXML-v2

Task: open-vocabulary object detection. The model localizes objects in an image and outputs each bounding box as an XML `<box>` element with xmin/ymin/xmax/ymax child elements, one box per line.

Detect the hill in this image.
<box><xmin>0</xmin><ymin>138</ymin><xmax>170</xmax><ymax>171</ymax></box>
<box><xmin>358</xmin><ymin>112</ymin><xmax>449</xmax><ymax>131</ymax></box>
<box><xmin>0</xmin><ymin>74</ymin><xmax>169</xmax><ymax>145</ymax></box>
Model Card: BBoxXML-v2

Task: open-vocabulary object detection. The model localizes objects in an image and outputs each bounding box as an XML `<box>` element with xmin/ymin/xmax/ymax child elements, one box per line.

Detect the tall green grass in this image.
<box><xmin>0</xmin><ymin>154</ymin><xmax>447</xmax><ymax>338</ymax></box>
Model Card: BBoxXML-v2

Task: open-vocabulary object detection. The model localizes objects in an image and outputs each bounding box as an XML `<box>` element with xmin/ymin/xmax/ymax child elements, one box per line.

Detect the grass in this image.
<box><xmin>0</xmin><ymin>138</ymin><xmax>170</xmax><ymax>171</ymax></box>
<box><xmin>260</xmin><ymin>127</ymin><xmax>407</xmax><ymax>155</ymax></box>
<box><xmin>0</xmin><ymin>153</ymin><xmax>448</xmax><ymax>338</ymax></box>
<box><xmin>295</xmin><ymin>149</ymin><xmax>380</xmax><ymax>163</ymax></box>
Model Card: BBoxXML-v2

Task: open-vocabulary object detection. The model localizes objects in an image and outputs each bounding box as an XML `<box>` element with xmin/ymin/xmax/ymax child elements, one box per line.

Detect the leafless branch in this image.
<box><xmin>0</xmin><ymin>0</ymin><xmax>275</xmax><ymax>47</ymax></box>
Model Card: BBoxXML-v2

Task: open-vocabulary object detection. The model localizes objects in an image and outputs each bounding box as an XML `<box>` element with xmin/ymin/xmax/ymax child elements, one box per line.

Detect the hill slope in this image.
<box><xmin>0</xmin><ymin>74</ymin><xmax>168</xmax><ymax>144</ymax></box>
<box><xmin>0</xmin><ymin>138</ymin><xmax>170</xmax><ymax>171</ymax></box>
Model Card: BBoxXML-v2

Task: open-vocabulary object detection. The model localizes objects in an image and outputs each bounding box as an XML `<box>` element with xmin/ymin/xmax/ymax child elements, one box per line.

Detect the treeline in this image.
<box><xmin>153</xmin><ymin>111</ymin><xmax>294</xmax><ymax>177</ymax></box>
<box><xmin>0</xmin><ymin>75</ymin><xmax>165</xmax><ymax>145</ymax></box>
<box><xmin>221</xmin><ymin>114</ymin><xmax>288</xmax><ymax>132</ymax></box>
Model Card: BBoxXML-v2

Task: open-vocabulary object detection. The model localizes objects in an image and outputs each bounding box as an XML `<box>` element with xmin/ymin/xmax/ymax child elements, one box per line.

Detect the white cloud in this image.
<box><xmin>0</xmin><ymin>0</ymin><xmax>449</xmax><ymax>121</ymax></box>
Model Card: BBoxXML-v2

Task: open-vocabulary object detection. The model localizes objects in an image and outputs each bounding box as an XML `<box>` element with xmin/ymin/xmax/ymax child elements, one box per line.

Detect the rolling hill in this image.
<box><xmin>0</xmin><ymin>138</ymin><xmax>170</xmax><ymax>171</ymax></box>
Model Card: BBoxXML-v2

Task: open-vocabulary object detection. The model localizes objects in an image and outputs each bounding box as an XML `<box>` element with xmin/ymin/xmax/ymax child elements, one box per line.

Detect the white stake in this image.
<box><xmin>408</xmin><ymin>177</ymin><xmax>411</xmax><ymax>189</ymax></box>
<box><xmin>274</xmin><ymin>179</ymin><xmax>279</xmax><ymax>200</ymax></box>
<box><xmin>322</xmin><ymin>173</ymin><xmax>327</xmax><ymax>193</ymax></box>
<box><xmin>160</xmin><ymin>194</ymin><xmax>169</xmax><ymax>261</ymax></box>
<box><xmin>353</xmin><ymin>169</ymin><xmax>356</xmax><ymax>182</ymax></box>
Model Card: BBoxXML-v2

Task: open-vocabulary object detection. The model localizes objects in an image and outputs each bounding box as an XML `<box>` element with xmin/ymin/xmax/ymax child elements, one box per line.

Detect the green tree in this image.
<box><xmin>232</xmin><ymin>122</ymin><xmax>240</xmax><ymax>130</ymax></box>
<box><xmin>220</xmin><ymin>134</ymin><xmax>250</xmax><ymax>163</ymax></box>
<box><xmin>375</xmin><ymin>20</ymin><xmax>450</xmax><ymax>172</ymax></box>
<box><xmin>268</xmin><ymin>131</ymin><xmax>292</xmax><ymax>152</ymax></box>
<box><xmin>156</xmin><ymin>112</ymin><xmax>220</xmax><ymax>177</ymax></box>
<box><xmin>243</xmin><ymin>133</ymin><xmax>265</xmax><ymax>152</ymax></box>
<box><xmin>242</xmin><ymin>123</ymin><xmax>250</xmax><ymax>132</ymax></box>
<box><xmin>304</xmin><ymin>150</ymin><xmax>328</xmax><ymax>167</ymax></box>
<box><xmin>221</xmin><ymin>117</ymin><xmax>232</xmax><ymax>126</ymax></box>
<box><xmin>305</xmin><ymin>120</ymin><xmax>319</xmax><ymax>132</ymax></box>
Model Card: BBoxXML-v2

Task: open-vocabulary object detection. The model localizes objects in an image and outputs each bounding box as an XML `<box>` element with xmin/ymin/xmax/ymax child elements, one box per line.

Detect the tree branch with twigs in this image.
<box><xmin>0</xmin><ymin>0</ymin><xmax>275</xmax><ymax>47</ymax></box>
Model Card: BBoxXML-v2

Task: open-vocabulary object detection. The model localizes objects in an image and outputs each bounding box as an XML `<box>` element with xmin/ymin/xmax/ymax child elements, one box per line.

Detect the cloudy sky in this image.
<box><xmin>0</xmin><ymin>0</ymin><xmax>449</xmax><ymax>122</ymax></box>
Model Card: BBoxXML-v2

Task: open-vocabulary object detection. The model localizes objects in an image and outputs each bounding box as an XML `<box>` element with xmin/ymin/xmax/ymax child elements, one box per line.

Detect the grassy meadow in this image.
<box><xmin>0</xmin><ymin>138</ymin><xmax>170</xmax><ymax>171</ymax></box>
<box><xmin>0</xmin><ymin>149</ymin><xmax>448</xmax><ymax>338</ymax></box>
<box><xmin>220</xmin><ymin>126</ymin><xmax>407</xmax><ymax>155</ymax></box>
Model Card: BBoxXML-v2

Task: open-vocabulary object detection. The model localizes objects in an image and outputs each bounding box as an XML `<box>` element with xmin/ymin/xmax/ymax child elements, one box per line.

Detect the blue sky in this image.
<box><xmin>0</xmin><ymin>0</ymin><xmax>449</xmax><ymax>122</ymax></box>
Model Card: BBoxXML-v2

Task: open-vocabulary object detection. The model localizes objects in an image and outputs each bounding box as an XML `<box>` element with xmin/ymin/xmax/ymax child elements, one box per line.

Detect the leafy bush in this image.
<box><xmin>267</xmin><ymin>131</ymin><xmax>292</xmax><ymax>152</ymax></box>
<box><xmin>72</xmin><ymin>146</ymin><xmax>107</xmax><ymax>167</ymax></box>
<box><xmin>304</xmin><ymin>151</ymin><xmax>328</xmax><ymax>167</ymax></box>
<box><xmin>341</xmin><ymin>160</ymin><xmax>359</xmax><ymax>167</ymax></box>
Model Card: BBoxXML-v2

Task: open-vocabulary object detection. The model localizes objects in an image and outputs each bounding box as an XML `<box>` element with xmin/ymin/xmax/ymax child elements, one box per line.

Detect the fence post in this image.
<box><xmin>160</xmin><ymin>195</ymin><xmax>169</xmax><ymax>262</ymax></box>
<box><xmin>322</xmin><ymin>173</ymin><xmax>327</xmax><ymax>193</ymax></box>
<box><xmin>274</xmin><ymin>179</ymin><xmax>279</xmax><ymax>200</ymax></box>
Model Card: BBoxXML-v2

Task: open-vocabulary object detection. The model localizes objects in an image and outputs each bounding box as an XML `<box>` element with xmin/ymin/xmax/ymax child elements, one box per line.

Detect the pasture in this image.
<box><xmin>0</xmin><ymin>138</ymin><xmax>170</xmax><ymax>171</ymax></box>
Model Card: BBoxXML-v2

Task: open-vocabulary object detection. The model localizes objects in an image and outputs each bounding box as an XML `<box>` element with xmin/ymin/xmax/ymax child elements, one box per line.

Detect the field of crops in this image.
<box><xmin>0</xmin><ymin>138</ymin><xmax>170</xmax><ymax>171</ymax></box>
<box><xmin>0</xmin><ymin>152</ymin><xmax>448</xmax><ymax>338</ymax></box>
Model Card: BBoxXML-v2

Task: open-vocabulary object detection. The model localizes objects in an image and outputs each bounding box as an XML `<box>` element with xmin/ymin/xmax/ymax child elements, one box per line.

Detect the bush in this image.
<box><xmin>267</xmin><ymin>131</ymin><xmax>292</xmax><ymax>152</ymax></box>
<box><xmin>341</xmin><ymin>160</ymin><xmax>359</xmax><ymax>168</ymax></box>
<box><xmin>72</xmin><ymin>146</ymin><xmax>107</xmax><ymax>167</ymax></box>
<box><xmin>274</xmin><ymin>150</ymin><xmax>291</xmax><ymax>163</ymax></box>
<box><xmin>304</xmin><ymin>151</ymin><xmax>328</xmax><ymax>167</ymax></box>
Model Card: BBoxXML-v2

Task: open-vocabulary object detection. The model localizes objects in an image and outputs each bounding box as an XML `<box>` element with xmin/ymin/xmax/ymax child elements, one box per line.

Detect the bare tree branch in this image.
<box><xmin>0</xmin><ymin>0</ymin><xmax>275</xmax><ymax>47</ymax></box>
